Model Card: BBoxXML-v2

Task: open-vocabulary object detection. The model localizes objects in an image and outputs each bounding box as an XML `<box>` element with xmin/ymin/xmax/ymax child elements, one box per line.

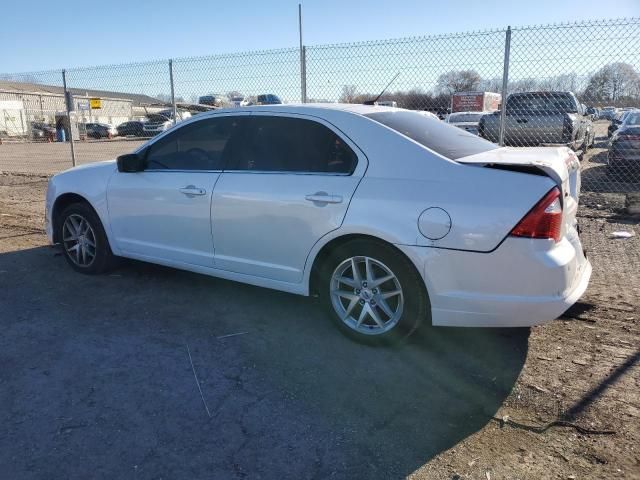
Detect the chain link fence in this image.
<box><xmin>0</xmin><ymin>17</ymin><xmax>638</xmax><ymax>308</ymax></box>
<box><xmin>0</xmin><ymin>17</ymin><xmax>638</xmax><ymax>194</ymax></box>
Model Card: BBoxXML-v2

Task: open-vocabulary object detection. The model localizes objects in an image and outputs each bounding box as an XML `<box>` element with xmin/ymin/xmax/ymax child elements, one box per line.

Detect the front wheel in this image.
<box><xmin>58</xmin><ymin>202</ymin><xmax>116</xmax><ymax>274</ymax></box>
<box><xmin>321</xmin><ymin>239</ymin><xmax>429</xmax><ymax>345</ymax></box>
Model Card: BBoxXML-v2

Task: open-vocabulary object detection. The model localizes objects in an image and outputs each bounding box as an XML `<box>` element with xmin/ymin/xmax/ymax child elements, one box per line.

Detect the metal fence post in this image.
<box><xmin>499</xmin><ymin>26</ymin><xmax>511</xmax><ymax>147</ymax></box>
<box><xmin>302</xmin><ymin>46</ymin><xmax>307</xmax><ymax>103</ymax></box>
<box><xmin>61</xmin><ymin>69</ymin><xmax>76</xmax><ymax>167</ymax></box>
<box><xmin>298</xmin><ymin>4</ymin><xmax>306</xmax><ymax>103</ymax></box>
<box><xmin>169</xmin><ymin>59</ymin><xmax>177</xmax><ymax>124</ymax></box>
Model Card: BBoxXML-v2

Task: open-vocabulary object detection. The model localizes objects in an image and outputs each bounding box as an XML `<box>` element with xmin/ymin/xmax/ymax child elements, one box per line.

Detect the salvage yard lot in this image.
<box><xmin>0</xmin><ymin>131</ymin><xmax>639</xmax><ymax>478</ymax></box>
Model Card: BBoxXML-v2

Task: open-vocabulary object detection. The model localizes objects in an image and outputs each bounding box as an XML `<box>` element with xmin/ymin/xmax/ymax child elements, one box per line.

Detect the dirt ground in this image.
<box><xmin>0</xmin><ymin>131</ymin><xmax>638</xmax><ymax>479</ymax></box>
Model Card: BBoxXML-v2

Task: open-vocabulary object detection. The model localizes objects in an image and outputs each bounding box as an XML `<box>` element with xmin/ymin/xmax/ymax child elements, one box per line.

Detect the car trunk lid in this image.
<box><xmin>457</xmin><ymin>146</ymin><xmax>580</xmax><ymax>239</ymax></box>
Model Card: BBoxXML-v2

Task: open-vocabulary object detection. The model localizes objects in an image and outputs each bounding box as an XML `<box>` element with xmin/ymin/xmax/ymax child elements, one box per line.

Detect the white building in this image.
<box><xmin>0</xmin><ymin>80</ymin><xmax>166</xmax><ymax>137</ymax></box>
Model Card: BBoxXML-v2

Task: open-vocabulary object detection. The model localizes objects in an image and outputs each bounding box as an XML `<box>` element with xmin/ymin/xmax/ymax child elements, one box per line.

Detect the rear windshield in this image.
<box><xmin>365</xmin><ymin>110</ymin><xmax>498</xmax><ymax>160</ymax></box>
<box><xmin>624</xmin><ymin>113</ymin><xmax>640</xmax><ymax>125</ymax></box>
<box><xmin>506</xmin><ymin>93</ymin><xmax>577</xmax><ymax>114</ymax></box>
<box><xmin>448</xmin><ymin>113</ymin><xmax>484</xmax><ymax>123</ymax></box>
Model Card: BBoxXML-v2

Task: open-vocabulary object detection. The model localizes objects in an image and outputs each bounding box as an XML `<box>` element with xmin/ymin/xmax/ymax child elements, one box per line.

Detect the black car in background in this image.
<box><xmin>117</xmin><ymin>121</ymin><xmax>145</xmax><ymax>137</ymax></box>
<box><xmin>608</xmin><ymin>111</ymin><xmax>632</xmax><ymax>137</ymax></box>
<box><xmin>255</xmin><ymin>94</ymin><xmax>282</xmax><ymax>105</ymax></box>
<box><xmin>608</xmin><ymin>111</ymin><xmax>640</xmax><ymax>180</ymax></box>
<box><xmin>30</xmin><ymin>122</ymin><xmax>56</xmax><ymax>140</ymax></box>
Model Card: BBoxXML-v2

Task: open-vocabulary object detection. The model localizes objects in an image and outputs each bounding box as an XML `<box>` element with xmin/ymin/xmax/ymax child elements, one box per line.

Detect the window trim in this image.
<box><xmin>222</xmin><ymin>111</ymin><xmax>365</xmax><ymax>177</ymax></box>
<box><xmin>134</xmin><ymin>110</ymin><xmax>368</xmax><ymax>176</ymax></box>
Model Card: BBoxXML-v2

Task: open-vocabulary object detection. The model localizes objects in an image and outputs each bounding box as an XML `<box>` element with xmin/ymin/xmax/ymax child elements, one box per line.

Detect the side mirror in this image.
<box><xmin>117</xmin><ymin>153</ymin><xmax>146</xmax><ymax>172</ymax></box>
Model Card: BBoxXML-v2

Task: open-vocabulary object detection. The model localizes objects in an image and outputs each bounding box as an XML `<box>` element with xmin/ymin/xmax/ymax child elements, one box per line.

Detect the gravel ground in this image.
<box><xmin>0</xmin><ymin>126</ymin><xmax>638</xmax><ymax>479</ymax></box>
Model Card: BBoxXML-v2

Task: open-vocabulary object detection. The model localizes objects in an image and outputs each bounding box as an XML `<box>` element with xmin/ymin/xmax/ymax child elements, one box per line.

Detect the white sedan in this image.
<box><xmin>45</xmin><ymin>104</ymin><xmax>591</xmax><ymax>344</ymax></box>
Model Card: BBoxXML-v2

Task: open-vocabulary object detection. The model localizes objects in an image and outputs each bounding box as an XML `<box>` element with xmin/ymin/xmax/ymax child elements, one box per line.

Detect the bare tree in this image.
<box><xmin>478</xmin><ymin>77</ymin><xmax>502</xmax><ymax>93</ymax></box>
<box><xmin>339</xmin><ymin>85</ymin><xmax>358</xmax><ymax>103</ymax></box>
<box><xmin>584</xmin><ymin>62</ymin><xmax>640</xmax><ymax>103</ymax></box>
<box><xmin>436</xmin><ymin>70</ymin><xmax>481</xmax><ymax>94</ymax></box>
<box><xmin>508</xmin><ymin>78</ymin><xmax>539</xmax><ymax>93</ymax></box>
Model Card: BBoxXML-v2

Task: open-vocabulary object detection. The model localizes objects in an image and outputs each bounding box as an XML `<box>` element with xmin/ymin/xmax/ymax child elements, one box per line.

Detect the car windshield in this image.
<box><xmin>366</xmin><ymin>110</ymin><xmax>498</xmax><ymax>160</ymax></box>
<box><xmin>507</xmin><ymin>93</ymin><xmax>577</xmax><ymax>114</ymax></box>
<box><xmin>448</xmin><ymin>113</ymin><xmax>484</xmax><ymax>123</ymax></box>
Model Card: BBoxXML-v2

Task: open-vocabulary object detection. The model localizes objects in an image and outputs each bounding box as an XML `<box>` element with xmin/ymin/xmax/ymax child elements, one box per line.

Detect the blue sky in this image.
<box><xmin>1</xmin><ymin>0</ymin><xmax>638</xmax><ymax>73</ymax></box>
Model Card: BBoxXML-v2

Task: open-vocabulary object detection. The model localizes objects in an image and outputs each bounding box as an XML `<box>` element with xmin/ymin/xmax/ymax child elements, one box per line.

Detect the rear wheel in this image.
<box><xmin>320</xmin><ymin>239</ymin><xmax>429</xmax><ymax>345</ymax></box>
<box><xmin>58</xmin><ymin>202</ymin><xmax>116</xmax><ymax>274</ymax></box>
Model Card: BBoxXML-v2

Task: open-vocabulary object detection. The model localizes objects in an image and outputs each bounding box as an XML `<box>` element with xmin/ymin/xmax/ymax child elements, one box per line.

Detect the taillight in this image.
<box><xmin>511</xmin><ymin>187</ymin><xmax>563</xmax><ymax>242</ymax></box>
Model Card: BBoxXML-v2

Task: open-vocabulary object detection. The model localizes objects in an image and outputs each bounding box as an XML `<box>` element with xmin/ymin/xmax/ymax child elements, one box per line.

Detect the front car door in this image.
<box><xmin>211</xmin><ymin>112</ymin><xmax>367</xmax><ymax>283</ymax></box>
<box><xmin>107</xmin><ymin>114</ymin><xmax>247</xmax><ymax>266</ymax></box>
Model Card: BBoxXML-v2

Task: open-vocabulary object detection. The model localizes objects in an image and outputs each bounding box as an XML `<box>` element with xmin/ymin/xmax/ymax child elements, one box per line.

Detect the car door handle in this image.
<box><xmin>305</xmin><ymin>192</ymin><xmax>343</xmax><ymax>204</ymax></box>
<box><xmin>179</xmin><ymin>186</ymin><xmax>206</xmax><ymax>196</ymax></box>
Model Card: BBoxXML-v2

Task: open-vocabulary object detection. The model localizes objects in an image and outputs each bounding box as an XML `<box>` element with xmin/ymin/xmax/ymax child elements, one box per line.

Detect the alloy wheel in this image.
<box><xmin>330</xmin><ymin>256</ymin><xmax>404</xmax><ymax>335</ymax></box>
<box><xmin>62</xmin><ymin>213</ymin><xmax>97</xmax><ymax>267</ymax></box>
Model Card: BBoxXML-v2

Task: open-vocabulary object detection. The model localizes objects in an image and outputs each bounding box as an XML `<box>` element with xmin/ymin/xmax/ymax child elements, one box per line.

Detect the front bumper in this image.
<box><xmin>45</xmin><ymin>180</ymin><xmax>55</xmax><ymax>244</ymax></box>
<box><xmin>397</xmin><ymin>232</ymin><xmax>592</xmax><ymax>327</ymax></box>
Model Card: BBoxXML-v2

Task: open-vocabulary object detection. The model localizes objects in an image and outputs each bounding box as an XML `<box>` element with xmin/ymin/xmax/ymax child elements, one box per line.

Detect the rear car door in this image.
<box><xmin>107</xmin><ymin>114</ymin><xmax>247</xmax><ymax>266</ymax></box>
<box><xmin>211</xmin><ymin>113</ymin><xmax>367</xmax><ymax>283</ymax></box>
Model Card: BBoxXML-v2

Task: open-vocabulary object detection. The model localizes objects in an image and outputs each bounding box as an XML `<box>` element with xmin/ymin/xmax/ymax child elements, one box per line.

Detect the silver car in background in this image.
<box><xmin>446</xmin><ymin>111</ymin><xmax>490</xmax><ymax>136</ymax></box>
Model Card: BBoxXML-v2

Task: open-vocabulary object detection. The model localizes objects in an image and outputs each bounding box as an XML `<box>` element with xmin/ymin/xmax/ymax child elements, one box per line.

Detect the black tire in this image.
<box><xmin>57</xmin><ymin>202</ymin><xmax>116</xmax><ymax>274</ymax></box>
<box><xmin>320</xmin><ymin>239</ymin><xmax>430</xmax><ymax>345</ymax></box>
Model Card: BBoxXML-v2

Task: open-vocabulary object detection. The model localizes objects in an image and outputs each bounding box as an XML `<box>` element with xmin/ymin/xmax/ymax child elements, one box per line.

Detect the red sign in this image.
<box><xmin>452</xmin><ymin>93</ymin><xmax>484</xmax><ymax>112</ymax></box>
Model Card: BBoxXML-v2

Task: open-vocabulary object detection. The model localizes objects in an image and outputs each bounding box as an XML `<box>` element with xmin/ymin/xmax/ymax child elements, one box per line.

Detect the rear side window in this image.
<box><xmin>226</xmin><ymin>116</ymin><xmax>357</xmax><ymax>174</ymax></box>
<box><xmin>145</xmin><ymin>116</ymin><xmax>244</xmax><ymax>170</ymax></box>
<box><xmin>506</xmin><ymin>93</ymin><xmax>578</xmax><ymax>114</ymax></box>
<box><xmin>366</xmin><ymin>110</ymin><xmax>497</xmax><ymax>160</ymax></box>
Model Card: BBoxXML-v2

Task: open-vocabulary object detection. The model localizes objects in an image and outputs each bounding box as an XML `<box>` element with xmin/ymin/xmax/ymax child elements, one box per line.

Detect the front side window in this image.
<box><xmin>226</xmin><ymin>116</ymin><xmax>357</xmax><ymax>174</ymax></box>
<box><xmin>366</xmin><ymin>110</ymin><xmax>497</xmax><ymax>160</ymax></box>
<box><xmin>145</xmin><ymin>116</ymin><xmax>245</xmax><ymax>170</ymax></box>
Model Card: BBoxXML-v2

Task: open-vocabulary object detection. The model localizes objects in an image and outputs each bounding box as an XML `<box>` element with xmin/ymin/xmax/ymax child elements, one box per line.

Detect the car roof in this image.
<box><xmin>198</xmin><ymin>102</ymin><xmax>405</xmax><ymax>118</ymax></box>
<box><xmin>449</xmin><ymin>111</ymin><xmax>490</xmax><ymax>115</ymax></box>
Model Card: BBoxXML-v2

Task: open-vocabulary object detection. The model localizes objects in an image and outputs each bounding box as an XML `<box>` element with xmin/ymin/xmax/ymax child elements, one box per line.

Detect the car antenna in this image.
<box><xmin>363</xmin><ymin>72</ymin><xmax>400</xmax><ymax>105</ymax></box>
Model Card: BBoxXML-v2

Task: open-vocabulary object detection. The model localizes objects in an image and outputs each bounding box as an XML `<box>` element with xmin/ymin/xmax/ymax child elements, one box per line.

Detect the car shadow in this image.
<box><xmin>0</xmin><ymin>246</ymin><xmax>528</xmax><ymax>479</ymax></box>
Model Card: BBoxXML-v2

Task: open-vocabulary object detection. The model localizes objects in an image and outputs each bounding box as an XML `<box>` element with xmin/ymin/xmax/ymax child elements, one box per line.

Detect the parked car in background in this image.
<box><xmin>228</xmin><ymin>94</ymin><xmax>249</xmax><ymax>108</ymax></box>
<box><xmin>446</xmin><ymin>111</ymin><xmax>490</xmax><ymax>135</ymax></box>
<box><xmin>255</xmin><ymin>94</ymin><xmax>282</xmax><ymax>105</ymax></box>
<box><xmin>607</xmin><ymin>110</ymin><xmax>636</xmax><ymax>137</ymax></box>
<box><xmin>45</xmin><ymin>104</ymin><xmax>590</xmax><ymax>344</ymax></box>
<box><xmin>143</xmin><ymin>110</ymin><xmax>192</xmax><ymax>137</ymax></box>
<box><xmin>600</xmin><ymin>106</ymin><xmax>617</xmax><ymax>120</ymax></box>
<box><xmin>198</xmin><ymin>94</ymin><xmax>227</xmax><ymax>107</ymax></box>
<box><xmin>425</xmin><ymin>107</ymin><xmax>450</xmax><ymax>120</ymax></box>
<box><xmin>585</xmin><ymin>106</ymin><xmax>599</xmax><ymax>119</ymax></box>
<box><xmin>116</xmin><ymin>121</ymin><xmax>145</xmax><ymax>137</ymax></box>
<box><xmin>375</xmin><ymin>101</ymin><xmax>398</xmax><ymax>107</ymax></box>
<box><xmin>478</xmin><ymin>91</ymin><xmax>594</xmax><ymax>156</ymax></box>
<box><xmin>85</xmin><ymin>123</ymin><xmax>117</xmax><ymax>139</ymax></box>
<box><xmin>31</xmin><ymin>122</ymin><xmax>56</xmax><ymax>141</ymax></box>
<box><xmin>608</xmin><ymin>111</ymin><xmax>640</xmax><ymax>180</ymax></box>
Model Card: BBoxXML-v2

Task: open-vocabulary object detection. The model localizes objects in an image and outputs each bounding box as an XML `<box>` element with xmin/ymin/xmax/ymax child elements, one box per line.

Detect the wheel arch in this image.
<box><xmin>51</xmin><ymin>193</ymin><xmax>98</xmax><ymax>243</ymax></box>
<box><xmin>307</xmin><ymin>232</ymin><xmax>425</xmax><ymax>297</ymax></box>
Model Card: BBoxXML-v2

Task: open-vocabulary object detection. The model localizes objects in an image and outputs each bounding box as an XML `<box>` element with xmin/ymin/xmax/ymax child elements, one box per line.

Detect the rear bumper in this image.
<box><xmin>397</xmin><ymin>233</ymin><xmax>591</xmax><ymax>327</ymax></box>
